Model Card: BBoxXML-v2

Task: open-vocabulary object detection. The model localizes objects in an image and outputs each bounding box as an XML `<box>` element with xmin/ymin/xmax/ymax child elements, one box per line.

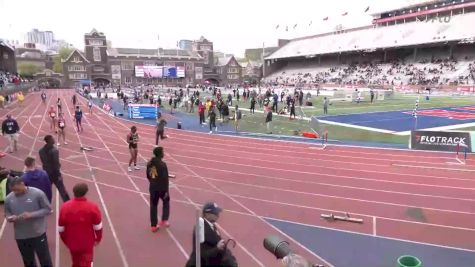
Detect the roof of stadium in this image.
<box><xmin>265</xmin><ymin>11</ymin><xmax>475</xmax><ymax>60</ymax></box>
<box><xmin>371</xmin><ymin>0</ymin><xmax>444</xmax><ymax>15</ymax></box>
<box><xmin>107</xmin><ymin>47</ymin><xmax>202</xmax><ymax>60</ymax></box>
<box><xmin>0</xmin><ymin>39</ymin><xmax>14</xmax><ymax>52</ymax></box>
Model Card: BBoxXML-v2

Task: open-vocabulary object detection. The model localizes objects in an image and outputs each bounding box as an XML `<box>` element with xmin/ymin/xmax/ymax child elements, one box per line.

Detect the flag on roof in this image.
<box><xmin>275</xmin><ymin>24</ymin><xmax>279</xmax><ymax>29</ymax></box>
<box><xmin>342</xmin><ymin>12</ymin><xmax>348</xmax><ymax>16</ymax></box>
<box><xmin>365</xmin><ymin>6</ymin><xmax>370</xmax><ymax>12</ymax></box>
<box><xmin>323</xmin><ymin>16</ymin><xmax>329</xmax><ymax>21</ymax></box>
<box><xmin>285</xmin><ymin>25</ymin><xmax>288</xmax><ymax>31</ymax></box>
<box><xmin>293</xmin><ymin>24</ymin><xmax>297</xmax><ymax>29</ymax></box>
<box><xmin>309</xmin><ymin>21</ymin><xmax>313</xmax><ymax>26</ymax></box>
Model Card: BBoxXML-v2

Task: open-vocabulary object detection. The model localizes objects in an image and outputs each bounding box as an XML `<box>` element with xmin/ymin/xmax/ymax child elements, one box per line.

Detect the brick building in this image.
<box><xmin>62</xmin><ymin>30</ymin><xmax>243</xmax><ymax>87</ymax></box>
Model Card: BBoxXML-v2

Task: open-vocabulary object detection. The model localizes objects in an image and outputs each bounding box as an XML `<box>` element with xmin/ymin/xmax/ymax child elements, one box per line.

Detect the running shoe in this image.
<box><xmin>134</xmin><ymin>166</ymin><xmax>140</xmax><ymax>170</ymax></box>
<box><xmin>64</xmin><ymin>142</ymin><xmax>68</xmax><ymax>145</ymax></box>
<box><xmin>160</xmin><ymin>221</ymin><xmax>170</xmax><ymax>228</ymax></box>
<box><xmin>151</xmin><ymin>226</ymin><xmax>159</xmax><ymax>233</ymax></box>
<box><xmin>128</xmin><ymin>167</ymin><xmax>132</xmax><ymax>172</ymax></box>
<box><xmin>57</xmin><ymin>143</ymin><xmax>60</xmax><ymax>146</ymax></box>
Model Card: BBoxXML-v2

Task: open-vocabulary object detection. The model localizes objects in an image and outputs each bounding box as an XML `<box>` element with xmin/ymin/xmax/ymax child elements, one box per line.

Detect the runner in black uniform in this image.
<box><xmin>127</xmin><ymin>126</ymin><xmax>140</xmax><ymax>172</ymax></box>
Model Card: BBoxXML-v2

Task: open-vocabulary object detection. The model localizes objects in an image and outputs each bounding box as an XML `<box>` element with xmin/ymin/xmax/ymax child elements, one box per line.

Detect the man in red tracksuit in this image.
<box><xmin>58</xmin><ymin>183</ymin><xmax>102</xmax><ymax>267</ymax></box>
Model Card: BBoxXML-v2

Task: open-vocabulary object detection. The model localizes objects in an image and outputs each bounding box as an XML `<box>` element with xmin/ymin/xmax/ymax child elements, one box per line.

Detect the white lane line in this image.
<box><xmin>55</xmin><ymin>189</ymin><xmax>60</xmax><ymax>267</ymax></box>
<box><xmin>373</xmin><ymin>217</ymin><xmax>377</xmax><ymax>236</ymax></box>
<box><xmin>0</xmin><ymin>92</ymin><xmax>50</xmax><ymax>240</ymax></box>
<box><xmin>393</xmin><ymin>164</ymin><xmax>475</xmax><ymax>172</ymax></box>
<box><xmin>62</xmin><ymin>90</ymin><xmax>130</xmax><ymax>267</ymax></box>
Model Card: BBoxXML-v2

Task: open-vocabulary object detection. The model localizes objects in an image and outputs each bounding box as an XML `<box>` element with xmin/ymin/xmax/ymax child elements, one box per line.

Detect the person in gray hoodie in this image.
<box><xmin>4</xmin><ymin>176</ymin><xmax>53</xmax><ymax>267</ymax></box>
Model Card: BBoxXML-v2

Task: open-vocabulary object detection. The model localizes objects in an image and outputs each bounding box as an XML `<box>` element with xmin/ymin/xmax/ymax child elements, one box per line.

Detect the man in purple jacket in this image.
<box><xmin>21</xmin><ymin>157</ymin><xmax>52</xmax><ymax>203</ymax></box>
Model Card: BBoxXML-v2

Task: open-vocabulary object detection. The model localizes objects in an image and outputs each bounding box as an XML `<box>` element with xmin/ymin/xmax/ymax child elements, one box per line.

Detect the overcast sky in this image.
<box><xmin>0</xmin><ymin>0</ymin><xmax>416</xmax><ymax>57</ymax></box>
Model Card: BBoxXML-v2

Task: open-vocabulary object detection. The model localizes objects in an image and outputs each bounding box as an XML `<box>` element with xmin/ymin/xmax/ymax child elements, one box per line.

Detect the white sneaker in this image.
<box><xmin>134</xmin><ymin>166</ymin><xmax>140</xmax><ymax>170</ymax></box>
<box><xmin>64</xmin><ymin>142</ymin><xmax>68</xmax><ymax>145</ymax></box>
<box><xmin>128</xmin><ymin>167</ymin><xmax>132</xmax><ymax>172</ymax></box>
<box><xmin>57</xmin><ymin>143</ymin><xmax>60</xmax><ymax>146</ymax></box>
<box><xmin>209</xmin><ymin>131</ymin><xmax>212</xmax><ymax>134</ymax></box>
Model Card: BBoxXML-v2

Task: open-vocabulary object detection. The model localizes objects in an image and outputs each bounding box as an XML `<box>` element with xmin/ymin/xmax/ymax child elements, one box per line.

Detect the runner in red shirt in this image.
<box><xmin>58</xmin><ymin>183</ymin><xmax>102</xmax><ymax>267</ymax></box>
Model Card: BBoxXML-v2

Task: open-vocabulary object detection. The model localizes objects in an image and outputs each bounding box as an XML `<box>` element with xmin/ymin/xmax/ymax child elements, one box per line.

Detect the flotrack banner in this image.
<box><xmin>410</xmin><ymin>131</ymin><xmax>473</xmax><ymax>152</ymax></box>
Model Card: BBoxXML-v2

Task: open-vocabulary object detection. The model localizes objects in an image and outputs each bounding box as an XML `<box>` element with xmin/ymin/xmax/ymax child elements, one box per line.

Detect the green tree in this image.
<box><xmin>53</xmin><ymin>47</ymin><xmax>74</xmax><ymax>73</ymax></box>
<box><xmin>17</xmin><ymin>63</ymin><xmax>43</xmax><ymax>77</ymax></box>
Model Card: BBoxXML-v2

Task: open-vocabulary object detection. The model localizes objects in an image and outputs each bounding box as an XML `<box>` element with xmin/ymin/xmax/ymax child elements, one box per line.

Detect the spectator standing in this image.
<box><xmin>58</xmin><ymin>183</ymin><xmax>103</xmax><ymax>267</ymax></box>
<box><xmin>266</xmin><ymin>108</ymin><xmax>273</xmax><ymax>134</ymax></box>
<box><xmin>39</xmin><ymin>135</ymin><xmax>71</xmax><ymax>202</ymax></box>
<box><xmin>4</xmin><ymin>177</ymin><xmax>53</xmax><ymax>267</ymax></box>
<box><xmin>74</xmin><ymin>106</ymin><xmax>83</xmax><ymax>132</ymax></box>
<box><xmin>0</xmin><ymin>94</ymin><xmax>5</xmax><ymax>109</ymax></box>
<box><xmin>370</xmin><ymin>89</ymin><xmax>375</xmax><ymax>104</ymax></box>
<box><xmin>146</xmin><ymin>147</ymin><xmax>170</xmax><ymax>232</ymax></box>
<box><xmin>198</xmin><ymin>102</ymin><xmax>206</xmax><ymax>125</ymax></box>
<box><xmin>2</xmin><ymin>114</ymin><xmax>20</xmax><ymax>153</ymax></box>
<box><xmin>209</xmin><ymin>110</ymin><xmax>217</xmax><ymax>134</ymax></box>
<box><xmin>21</xmin><ymin>157</ymin><xmax>52</xmax><ymax>203</ymax></box>
<box><xmin>323</xmin><ymin>97</ymin><xmax>329</xmax><ymax>115</ymax></box>
<box><xmin>250</xmin><ymin>97</ymin><xmax>256</xmax><ymax>114</ymax></box>
<box><xmin>234</xmin><ymin>105</ymin><xmax>242</xmax><ymax>132</ymax></box>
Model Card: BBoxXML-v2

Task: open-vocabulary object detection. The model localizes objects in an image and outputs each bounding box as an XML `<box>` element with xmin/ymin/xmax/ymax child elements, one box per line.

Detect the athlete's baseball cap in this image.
<box><xmin>202</xmin><ymin>202</ymin><xmax>222</xmax><ymax>215</ymax></box>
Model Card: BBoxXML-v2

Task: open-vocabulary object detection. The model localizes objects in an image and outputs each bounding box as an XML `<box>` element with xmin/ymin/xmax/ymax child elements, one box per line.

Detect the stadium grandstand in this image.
<box><xmin>0</xmin><ymin>39</ymin><xmax>20</xmax><ymax>89</ymax></box>
<box><xmin>264</xmin><ymin>0</ymin><xmax>475</xmax><ymax>90</ymax></box>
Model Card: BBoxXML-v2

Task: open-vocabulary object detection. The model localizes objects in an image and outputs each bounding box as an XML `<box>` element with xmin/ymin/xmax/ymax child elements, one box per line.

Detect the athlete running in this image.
<box><xmin>57</xmin><ymin>98</ymin><xmax>62</xmax><ymax>113</ymax></box>
<box><xmin>127</xmin><ymin>126</ymin><xmax>140</xmax><ymax>172</ymax></box>
<box><xmin>48</xmin><ymin>106</ymin><xmax>57</xmax><ymax>133</ymax></box>
<box><xmin>88</xmin><ymin>99</ymin><xmax>93</xmax><ymax>115</ymax></box>
<box><xmin>41</xmin><ymin>91</ymin><xmax>47</xmax><ymax>105</ymax></box>
<box><xmin>57</xmin><ymin>113</ymin><xmax>67</xmax><ymax>146</ymax></box>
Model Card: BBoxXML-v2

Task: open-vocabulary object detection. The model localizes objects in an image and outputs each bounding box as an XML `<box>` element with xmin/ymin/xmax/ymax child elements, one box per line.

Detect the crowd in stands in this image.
<box><xmin>0</xmin><ymin>70</ymin><xmax>22</xmax><ymax>89</ymax></box>
<box><xmin>265</xmin><ymin>56</ymin><xmax>475</xmax><ymax>87</ymax></box>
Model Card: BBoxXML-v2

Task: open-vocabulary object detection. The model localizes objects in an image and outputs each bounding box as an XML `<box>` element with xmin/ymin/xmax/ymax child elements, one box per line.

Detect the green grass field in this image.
<box><xmin>176</xmin><ymin>93</ymin><xmax>475</xmax><ymax>144</ymax></box>
<box><xmin>276</xmin><ymin>94</ymin><xmax>475</xmax><ymax>117</ymax></box>
<box><xmin>235</xmin><ymin>111</ymin><xmax>409</xmax><ymax>144</ymax></box>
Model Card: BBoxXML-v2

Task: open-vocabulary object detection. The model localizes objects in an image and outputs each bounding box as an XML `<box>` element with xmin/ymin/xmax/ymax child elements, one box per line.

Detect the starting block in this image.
<box><xmin>169</xmin><ymin>174</ymin><xmax>176</xmax><ymax>178</ymax></box>
<box><xmin>321</xmin><ymin>213</ymin><xmax>363</xmax><ymax>224</ymax></box>
<box><xmin>80</xmin><ymin>146</ymin><xmax>94</xmax><ymax>151</ymax></box>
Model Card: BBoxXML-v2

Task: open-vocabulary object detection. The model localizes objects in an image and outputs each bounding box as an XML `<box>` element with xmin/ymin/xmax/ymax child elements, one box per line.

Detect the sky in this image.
<box><xmin>0</xmin><ymin>0</ymin><xmax>418</xmax><ymax>57</ymax></box>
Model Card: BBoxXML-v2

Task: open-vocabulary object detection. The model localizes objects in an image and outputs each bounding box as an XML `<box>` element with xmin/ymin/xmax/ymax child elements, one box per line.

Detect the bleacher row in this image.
<box><xmin>265</xmin><ymin>56</ymin><xmax>475</xmax><ymax>87</ymax></box>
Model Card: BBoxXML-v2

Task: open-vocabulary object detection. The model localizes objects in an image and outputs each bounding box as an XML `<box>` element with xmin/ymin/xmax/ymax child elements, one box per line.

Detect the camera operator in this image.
<box><xmin>185</xmin><ymin>202</ymin><xmax>237</xmax><ymax>267</ymax></box>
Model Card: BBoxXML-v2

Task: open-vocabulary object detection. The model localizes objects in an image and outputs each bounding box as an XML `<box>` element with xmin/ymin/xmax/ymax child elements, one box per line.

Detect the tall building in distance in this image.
<box><xmin>178</xmin><ymin>39</ymin><xmax>193</xmax><ymax>51</ymax></box>
<box><xmin>25</xmin><ymin>29</ymin><xmax>61</xmax><ymax>51</ymax></box>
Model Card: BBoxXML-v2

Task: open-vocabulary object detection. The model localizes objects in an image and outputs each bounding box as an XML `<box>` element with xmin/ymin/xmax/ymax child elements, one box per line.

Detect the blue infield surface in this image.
<box><xmin>319</xmin><ymin>106</ymin><xmax>475</xmax><ymax>132</ymax></box>
<box><xmin>266</xmin><ymin>218</ymin><xmax>475</xmax><ymax>267</ymax></box>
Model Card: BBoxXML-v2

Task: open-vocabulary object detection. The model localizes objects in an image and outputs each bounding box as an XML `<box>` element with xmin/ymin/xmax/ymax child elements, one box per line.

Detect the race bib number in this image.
<box><xmin>59</xmin><ymin>121</ymin><xmax>65</xmax><ymax>128</ymax></box>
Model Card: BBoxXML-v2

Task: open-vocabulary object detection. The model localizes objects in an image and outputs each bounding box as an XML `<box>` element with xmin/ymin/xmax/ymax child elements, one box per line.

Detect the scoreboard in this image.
<box><xmin>128</xmin><ymin>104</ymin><xmax>160</xmax><ymax>119</ymax></box>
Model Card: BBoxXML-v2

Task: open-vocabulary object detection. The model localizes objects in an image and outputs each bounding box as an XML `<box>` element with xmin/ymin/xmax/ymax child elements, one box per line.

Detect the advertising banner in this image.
<box><xmin>410</xmin><ymin>131</ymin><xmax>473</xmax><ymax>152</ymax></box>
<box><xmin>111</xmin><ymin>65</ymin><xmax>121</xmax><ymax>80</ymax></box>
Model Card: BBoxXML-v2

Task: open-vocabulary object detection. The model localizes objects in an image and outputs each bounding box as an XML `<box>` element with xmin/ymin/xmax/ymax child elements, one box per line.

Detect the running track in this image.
<box><xmin>0</xmin><ymin>89</ymin><xmax>474</xmax><ymax>266</ymax></box>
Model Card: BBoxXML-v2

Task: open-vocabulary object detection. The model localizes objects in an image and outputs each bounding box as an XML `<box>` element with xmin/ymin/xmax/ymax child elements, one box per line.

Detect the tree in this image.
<box><xmin>53</xmin><ymin>47</ymin><xmax>74</xmax><ymax>73</ymax></box>
<box><xmin>17</xmin><ymin>62</ymin><xmax>43</xmax><ymax>77</ymax></box>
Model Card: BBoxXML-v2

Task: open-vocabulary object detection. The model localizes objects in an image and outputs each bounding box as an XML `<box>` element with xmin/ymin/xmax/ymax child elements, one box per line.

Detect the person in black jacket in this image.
<box><xmin>186</xmin><ymin>202</ymin><xmax>238</xmax><ymax>267</ymax></box>
<box><xmin>2</xmin><ymin>114</ymin><xmax>20</xmax><ymax>153</ymax></box>
<box><xmin>146</xmin><ymin>146</ymin><xmax>170</xmax><ymax>232</ymax></box>
<box><xmin>38</xmin><ymin>135</ymin><xmax>70</xmax><ymax>202</ymax></box>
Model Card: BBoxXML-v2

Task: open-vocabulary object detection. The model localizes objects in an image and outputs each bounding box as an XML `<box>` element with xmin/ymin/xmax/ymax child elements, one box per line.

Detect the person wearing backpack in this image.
<box><xmin>234</xmin><ymin>105</ymin><xmax>242</xmax><ymax>132</ymax></box>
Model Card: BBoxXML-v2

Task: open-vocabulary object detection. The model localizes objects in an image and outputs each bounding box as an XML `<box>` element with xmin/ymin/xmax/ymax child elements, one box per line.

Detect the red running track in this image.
<box><xmin>0</xmin><ymin>89</ymin><xmax>474</xmax><ymax>267</ymax></box>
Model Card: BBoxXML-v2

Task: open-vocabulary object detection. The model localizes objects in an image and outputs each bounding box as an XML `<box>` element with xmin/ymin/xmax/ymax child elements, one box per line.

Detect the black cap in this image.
<box><xmin>202</xmin><ymin>202</ymin><xmax>222</xmax><ymax>215</ymax></box>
